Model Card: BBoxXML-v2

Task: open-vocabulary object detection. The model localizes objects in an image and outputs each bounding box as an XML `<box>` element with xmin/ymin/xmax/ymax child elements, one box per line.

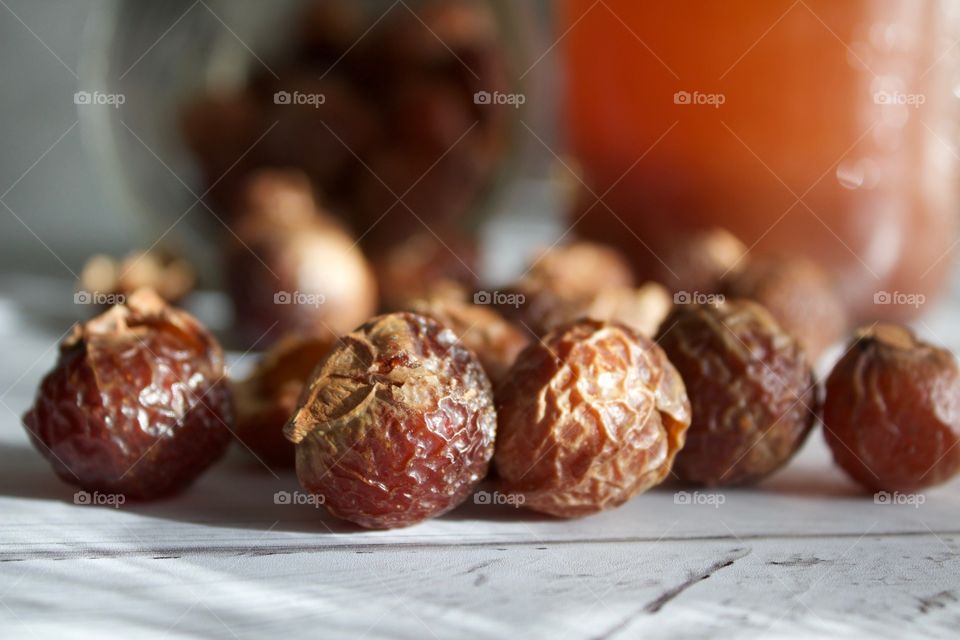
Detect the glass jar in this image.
<box><xmin>564</xmin><ymin>0</ymin><xmax>960</xmax><ymax>320</ymax></box>
<box><xmin>80</xmin><ymin>0</ymin><xmax>546</xmax><ymax>281</ymax></box>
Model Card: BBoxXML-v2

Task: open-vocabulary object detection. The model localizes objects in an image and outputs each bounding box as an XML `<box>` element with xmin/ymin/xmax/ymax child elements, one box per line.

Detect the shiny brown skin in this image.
<box><xmin>722</xmin><ymin>255</ymin><xmax>848</xmax><ymax>362</ymax></box>
<box><xmin>656</xmin><ymin>300</ymin><xmax>817</xmax><ymax>486</ymax></box>
<box><xmin>22</xmin><ymin>290</ymin><xmax>232</xmax><ymax>500</ymax></box>
<box><xmin>410</xmin><ymin>296</ymin><xmax>530</xmax><ymax>385</ymax></box>
<box><xmin>285</xmin><ymin>312</ymin><xmax>496</xmax><ymax>529</ymax></box>
<box><xmin>233</xmin><ymin>333</ymin><xmax>337</xmax><ymax>468</ymax></box>
<box><xmin>823</xmin><ymin>324</ymin><xmax>960</xmax><ymax>492</ymax></box>
<box><xmin>225</xmin><ymin>170</ymin><xmax>378</xmax><ymax>348</ymax></box>
<box><xmin>495</xmin><ymin>320</ymin><xmax>691</xmax><ymax>517</ymax></box>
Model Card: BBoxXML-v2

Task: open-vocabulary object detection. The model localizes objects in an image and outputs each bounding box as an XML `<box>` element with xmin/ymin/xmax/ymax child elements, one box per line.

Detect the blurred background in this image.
<box><xmin>2</xmin><ymin>0</ymin><xmax>960</xmax><ymax>357</ymax></box>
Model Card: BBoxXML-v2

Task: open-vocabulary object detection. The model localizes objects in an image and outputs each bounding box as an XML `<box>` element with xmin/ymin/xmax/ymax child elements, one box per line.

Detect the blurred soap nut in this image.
<box><xmin>655</xmin><ymin>227</ymin><xmax>748</xmax><ymax>294</ymax></box>
<box><xmin>224</xmin><ymin>170</ymin><xmax>377</xmax><ymax>348</ymax></box>
<box><xmin>181</xmin><ymin>0</ymin><xmax>512</xmax><ymax>247</ymax></box>
<box><xmin>494</xmin><ymin>241</ymin><xmax>671</xmax><ymax>337</ymax></box>
<box><xmin>722</xmin><ymin>254</ymin><xmax>848</xmax><ymax>361</ymax></box>
<box><xmin>233</xmin><ymin>332</ymin><xmax>338</xmax><ymax>468</ymax></box>
<box><xmin>79</xmin><ymin>250</ymin><xmax>195</xmax><ymax>305</ymax></box>
<box><xmin>409</xmin><ymin>295</ymin><xmax>530</xmax><ymax>385</ymax></box>
<box><xmin>371</xmin><ymin>231</ymin><xmax>479</xmax><ymax>311</ymax></box>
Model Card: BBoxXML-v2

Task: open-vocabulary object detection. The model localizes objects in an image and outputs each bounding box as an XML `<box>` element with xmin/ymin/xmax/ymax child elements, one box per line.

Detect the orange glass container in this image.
<box><xmin>564</xmin><ymin>0</ymin><xmax>960</xmax><ymax>320</ymax></box>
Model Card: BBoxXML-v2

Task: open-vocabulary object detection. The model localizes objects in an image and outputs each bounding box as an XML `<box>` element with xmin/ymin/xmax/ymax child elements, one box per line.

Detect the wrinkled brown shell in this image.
<box><xmin>823</xmin><ymin>324</ymin><xmax>960</xmax><ymax>492</ymax></box>
<box><xmin>233</xmin><ymin>332</ymin><xmax>338</xmax><ymax>468</ymax></box>
<box><xmin>656</xmin><ymin>300</ymin><xmax>817</xmax><ymax>486</ymax></box>
<box><xmin>494</xmin><ymin>320</ymin><xmax>691</xmax><ymax>517</ymax></box>
<box><xmin>22</xmin><ymin>289</ymin><xmax>232</xmax><ymax>499</ymax></box>
<box><xmin>285</xmin><ymin>312</ymin><xmax>496</xmax><ymax>529</ymax></box>
<box><xmin>410</xmin><ymin>296</ymin><xmax>530</xmax><ymax>385</ymax></box>
<box><xmin>722</xmin><ymin>254</ymin><xmax>848</xmax><ymax>362</ymax></box>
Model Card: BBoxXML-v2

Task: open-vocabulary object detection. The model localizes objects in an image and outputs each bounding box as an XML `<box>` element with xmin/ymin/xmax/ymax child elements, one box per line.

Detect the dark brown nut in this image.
<box><xmin>722</xmin><ymin>254</ymin><xmax>848</xmax><ymax>362</ymax></box>
<box><xmin>655</xmin><ymin>227</ymin><xmax>748</xmax><ymax>294</ymax></box>
<box><xmin>225</xmin><ymin>170</ymin><xmax>378</xmax><ymax>348</ymax></box>
<box><xmin>823</xmin><ymin>324</ymin><xmax>960</xmax><ymax>492</ymax></box>
<box><xmin>495</xmin><ymin>320</ymin><xmax>691</xmax><ymax>517</ymax></box>
<box><xmin>410</xmin><ymin>296</ymin><xmax>530</xmax><ymax>385</ymax></box>
<box><xmin>656</xmin><ymin>300</ymin><xmax>818</xmax><ymax>486</ymax></box>
<box><xmin>233</xmin><ymin>332</ymin><xmax>338</xmax><ymax>468</ymax></box>
<box><xmin>298</xmin><ymin>0</ymin><xmax>364</xmax><ymax>60</ymax></box>
<box><xmin>22</xmin><ymin>289</ymin><xmax>232</xmax><ymax>500</ymax></box>
<box><xmin>260</xmin><ymin>73</ymin><xmax>381</xmax><ymax>189</ymax></box>
<box><xmin>79</xmin><ymin>250</ymin><xmax>195</xmax><ymax>306</ymax></box>
<box><xmin>285</xmin><ymin>312</ymin><xmax>496</xmax><ymax>529</ymax></box>
<box><xmin>371</xmin><ymin>231</ymin><xmax>479</xmax><ymax>311</ymax></box>
<box><xmin>352</xmin><ymin>147</ymin><xmax>485</xmax><ymax>246</ymax></box>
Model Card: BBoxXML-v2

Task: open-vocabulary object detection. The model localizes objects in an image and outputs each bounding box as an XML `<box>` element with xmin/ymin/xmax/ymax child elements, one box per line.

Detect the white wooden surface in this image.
<box><xmin>1</xmin><ymin>281</ymin><xmax>959</xmax><ymax>639</ymax></box>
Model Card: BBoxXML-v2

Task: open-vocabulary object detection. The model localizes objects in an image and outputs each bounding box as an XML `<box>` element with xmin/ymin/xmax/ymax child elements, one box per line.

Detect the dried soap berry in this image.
<box><xmin>495</xmin><ymin>320</ymin><xmax>691</xmax><ymax>517</ymax></box>
<box><xmin>498</xmin><ymin>242</ymin><xmax>639</xmax><ymax>335</ymax></box>
<box><xmin>722</xmin><ymin>254</ymin><xmax>848</xmax><ymax>362</ymax></box>
<box><xmin>79</xmin><ymin>250</ymin><xmax>195</xmax><ymax>306</ymax></box>
<box><xmin>656</xmin><ymin>227</ymin><xmax>747</xmax><ymax>294</ymax></box>
<box><xmin>517</xmin><ymin>282</ymin><xmax>672</xmax><ymax>338</ymax></box>
<box><xmin>823</xmin><ymin>324</ymin><xmax>960</xmax><ymax>492</ymax></box>
<box><xmin>285</xmin><ymin>312</ymin><xmax>496</xmax><ymax>529</ymax></box>
<box><xmin>22</xmin><ymin>289</ymin><xmax>232</xmax><ymax>500</ymax></box>
<box><xmin>233</xmin><ymin>332</ymin><xmax>337</xmax><ymax>468</ymax></box>
<box><xmin>371</xmin><ymin>231</ymin><xmax>479</xmax><ymax>311</ymax></box>
<box><xmin>656</xmin><ymin>300</ymin><xmax>817</xmax><ymax>486</ymax></box>
<box><xmin>224</xmin><ymin>170</ymin><xmax>378</xmax><ymax>347</ymax></box>
<box><xmin>410</xmin><ymin>296</ymin><xmax>530</xmax><ymax>385</ymax></box>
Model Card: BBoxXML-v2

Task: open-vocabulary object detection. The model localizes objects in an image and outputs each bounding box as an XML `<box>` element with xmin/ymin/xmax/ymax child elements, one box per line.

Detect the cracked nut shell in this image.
<box><xmin>22</xmin><ymin>289</ymin><xmax>232</xmax><ymax>500</ymax></box>
<box><xmin>285</xmin><ymin>312</ymin><xmax>496</xmax><ymax>529</ymax></box>
<box><xmin>494</xmin><ymin>320</ymin><xmax>691</xmax><ymax>517</ymax></box>
<box><xmin>656</xmin><ymin>300</ymin><xmax>817</xmax><ymax>486</ymax></box>
<box><xmin>823</xmin><ymin>324</ymin><xmax>960</xmax><ymax>492</ymax></box>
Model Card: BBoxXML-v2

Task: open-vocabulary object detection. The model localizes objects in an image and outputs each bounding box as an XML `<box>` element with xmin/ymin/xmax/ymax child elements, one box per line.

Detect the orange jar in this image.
<box><xmin>564</xmin><ymin>0</ymin><xmax>960</xmax><ymax>320</ymax></box>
